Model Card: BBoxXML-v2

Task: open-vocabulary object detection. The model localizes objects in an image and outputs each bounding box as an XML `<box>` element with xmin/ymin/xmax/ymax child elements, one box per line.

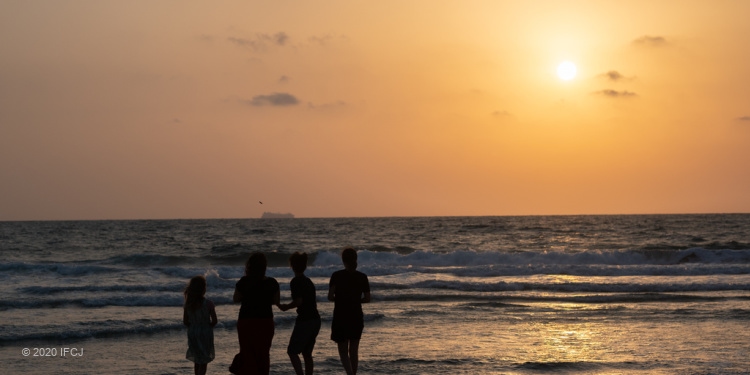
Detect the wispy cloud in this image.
<box><xmin>273</xmin><ymin>32</ymin><xmax>289</xmax><ymax>46</ymax></box>
<box><xmin>307</xmin><ymin>100</ymin><xmax>348</xmax><ymax>110</ymax></box>
<box><xmin>227</xmin><ymin>32</ymin><xmax>290</xmax><ymax>51</ymax></box>
<box><xmin>198</xmin><ymin>34</ymin><xmax>215</xmax><ymax>43</ymax></box>
<box><xmin>594</xmin><ymin>90</ymin><xmax>637</xmax><ymax>98</ymax></box>
<box><xmin>599</xmin><ymin>70</ymin><xmax>633</xmax><ymax>82</ymax></box>
<box><xmin>491</xmin><ymin>110</ymin><xmax>514</xmax><ymax>123</ymax></box>
<box><xmin>244</xmin><ymin>93</ymin><xmax>300</xmax><ymax>107</ymax></box>
<box><xmin>308</xmin><ymin>35</ymin><xmax>334</xmax><ymax>46</ymax></box>
<box><xmin>737</xmin><ymin>116</ymin><xmax>750</xmax><ymax>122</ymax></box>
<box><xmin>278</xmin><ymin>75</ymin><xmax>290</xmax><ymax>84</ymax></box>
<box><xmin>307</xmin><ymin>34</ymin><xmax>347</xmax><ymax>46</ymax></box>
<box><xmin>633</xmin><ymin>35</ymin><xmax>668</xmax><ymax>47</ymax></box>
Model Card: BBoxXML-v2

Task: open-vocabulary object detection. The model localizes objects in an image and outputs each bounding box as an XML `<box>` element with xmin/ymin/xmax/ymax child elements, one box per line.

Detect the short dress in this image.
<box><xmin>185</xmin><ymin>299</ymin><xmax>216</xmax><ymax>364</ymax></box>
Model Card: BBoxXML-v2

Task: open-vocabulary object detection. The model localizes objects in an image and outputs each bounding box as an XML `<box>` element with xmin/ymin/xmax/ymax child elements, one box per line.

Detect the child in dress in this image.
<box><xmin>183</xmin><ymin>275</ymin><xmax>218</xmax><ymax>375</ymax></box>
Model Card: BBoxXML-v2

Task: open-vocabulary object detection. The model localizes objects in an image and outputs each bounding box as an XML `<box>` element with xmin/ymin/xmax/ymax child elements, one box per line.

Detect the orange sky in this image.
<box><xmin>1</xmin><ymin>1</ymin><xmax>749</xmax><ymax>220</ymax></box>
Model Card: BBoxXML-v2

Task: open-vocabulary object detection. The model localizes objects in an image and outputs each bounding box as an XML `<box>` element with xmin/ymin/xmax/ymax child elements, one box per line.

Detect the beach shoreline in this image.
<box><xmin>2</xmin><ymin>215</ymin><xmax>750</xmax><ymax>374</ymax></box>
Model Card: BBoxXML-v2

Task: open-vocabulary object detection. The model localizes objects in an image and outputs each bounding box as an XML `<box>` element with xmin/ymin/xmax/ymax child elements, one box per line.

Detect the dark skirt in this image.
<box><xmin>232</xmin><ymin>317</ymin><xmax>275</xmax><ymax>375</ymax></box>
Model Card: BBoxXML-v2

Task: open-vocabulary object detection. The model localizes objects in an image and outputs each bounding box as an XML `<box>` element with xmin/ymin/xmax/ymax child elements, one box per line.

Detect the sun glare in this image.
<box><xmin>557</xmin><ymin>61</ymin><xmax>577</xmax><ymax>81</ymax></box>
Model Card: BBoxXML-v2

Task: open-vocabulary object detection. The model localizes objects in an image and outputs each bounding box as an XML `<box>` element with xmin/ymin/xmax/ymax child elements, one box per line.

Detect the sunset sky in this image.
<box><xmin>2</xmin><ymin>1</ymin><xmax>749</xmax><ymax>220</ymax></box>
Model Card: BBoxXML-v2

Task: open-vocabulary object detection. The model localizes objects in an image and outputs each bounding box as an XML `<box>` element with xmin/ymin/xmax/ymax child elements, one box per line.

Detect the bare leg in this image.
<box><xmin>349</xmin><ymin>339</ymin><xmax>360</xmax><ymax>374</ymax></box>
<box><xmin>337</xmin><ymin>341</ymin><xmax>355</xmax><ymax>375</ymax></box>
<box><xmin>289</xmin><ymin>352</ymin><xmax>304</xmax><ymax>375</ymax></box>
<box><xmin>302</xmin><ymin>352</ymin><xmax>314</xmax><ymax>375</ymax></box>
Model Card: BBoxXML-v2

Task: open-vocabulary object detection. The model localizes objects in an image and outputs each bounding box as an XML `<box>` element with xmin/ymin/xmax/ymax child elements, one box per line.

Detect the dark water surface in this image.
<box><xmin>2</xmin><ymin>214</ymin><xmax>749</xmax><ymax>374</ymax></box>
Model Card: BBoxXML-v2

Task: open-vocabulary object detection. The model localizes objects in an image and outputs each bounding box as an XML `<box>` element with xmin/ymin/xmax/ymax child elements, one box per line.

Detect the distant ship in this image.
<box><xmin>261</xmin><ymin>212</ymin><xmax>295</xmax><ymax>219</ymax></box>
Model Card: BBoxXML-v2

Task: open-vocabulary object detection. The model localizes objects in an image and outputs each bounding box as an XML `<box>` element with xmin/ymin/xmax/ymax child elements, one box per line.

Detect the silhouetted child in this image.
<box><xmin>328</xmin><ymin>247</ymin><xmax>371</xmax><ymax>375</ymax></box>
<box><xmin>278</xmin><ymin>252</ymin><xmax>321</xmax><ymax>375</ymax></box>
<box><xmin>183</xmin><ymin>275</ymin><xmax>218</xmax><ymax>375</ymax></box>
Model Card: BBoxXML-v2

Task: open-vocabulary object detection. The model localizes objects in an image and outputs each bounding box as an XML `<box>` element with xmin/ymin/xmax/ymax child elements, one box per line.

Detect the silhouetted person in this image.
<box><xmin>232</xmin><ymin>253</ymin><xmax>280</xmax><ymax>375</ymax></box>
<box><xmin>328</xmin><ymin>247</ymin><xmax>371</xmax><ymax>375</ymax></box>
<box><xmin>278</xmin><ymin>252</ymin><xmax>321</xmax><ymax>375</ymax></box>
<box><xmin>183</xmin><ymin>275</ymin><xmax>218</xmax><ymax>375</ymax></box>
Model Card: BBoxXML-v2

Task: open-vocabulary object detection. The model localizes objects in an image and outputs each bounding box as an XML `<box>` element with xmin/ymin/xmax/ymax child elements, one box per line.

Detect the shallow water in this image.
<box><xmin>2</xmin><ymin>215</ymin><xmax>750</xmax><ymax>374</ymax></box>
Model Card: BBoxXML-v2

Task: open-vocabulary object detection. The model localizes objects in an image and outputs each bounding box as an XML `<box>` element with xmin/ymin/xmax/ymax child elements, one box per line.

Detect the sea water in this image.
<box><xmin>1</xmin><ymin>215</ymin><xmax>749</xmax><ymax>374</ymax></box>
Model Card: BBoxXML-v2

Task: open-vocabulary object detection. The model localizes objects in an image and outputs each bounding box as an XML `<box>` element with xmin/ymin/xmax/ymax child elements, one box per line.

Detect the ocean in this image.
<box><xmin>1</xmin><ymin>214</ymin><xmax>749</xmax><ymax>374</ymax></box>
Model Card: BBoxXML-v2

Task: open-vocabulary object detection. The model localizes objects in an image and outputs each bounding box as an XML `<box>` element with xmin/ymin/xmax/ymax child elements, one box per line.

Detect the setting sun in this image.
<box><xmin>557</xmin><ymin>61</ymin><xmax>577</xmax><ymax>80</ymax></box>
<box><xmin>2</xmin><ymin>1</ymin><xmax>750</xmax><ymax>220</ymax></box>
<box><xmin>3</xmin><ymin>2</ymin><xmax>750</xmax><ymax>374</ymax></box>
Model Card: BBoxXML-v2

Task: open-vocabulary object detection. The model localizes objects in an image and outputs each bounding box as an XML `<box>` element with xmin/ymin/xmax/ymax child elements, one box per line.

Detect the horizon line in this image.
<box><xmin>2</xmin><ymin>211</ymin><xmax>749</xmax><ymax>223</ymax></box>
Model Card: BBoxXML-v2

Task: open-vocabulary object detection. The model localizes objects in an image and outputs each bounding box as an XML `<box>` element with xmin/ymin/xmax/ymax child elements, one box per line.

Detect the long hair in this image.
<box><xmin>245</xmin><ymin>252</ymin><xmax>267</xmax><ymax>279</ymax></box>
<box><xmin>184</xmin><ymin>275</ymin><xmax>206</xmax><ymax>311</ymax></box>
